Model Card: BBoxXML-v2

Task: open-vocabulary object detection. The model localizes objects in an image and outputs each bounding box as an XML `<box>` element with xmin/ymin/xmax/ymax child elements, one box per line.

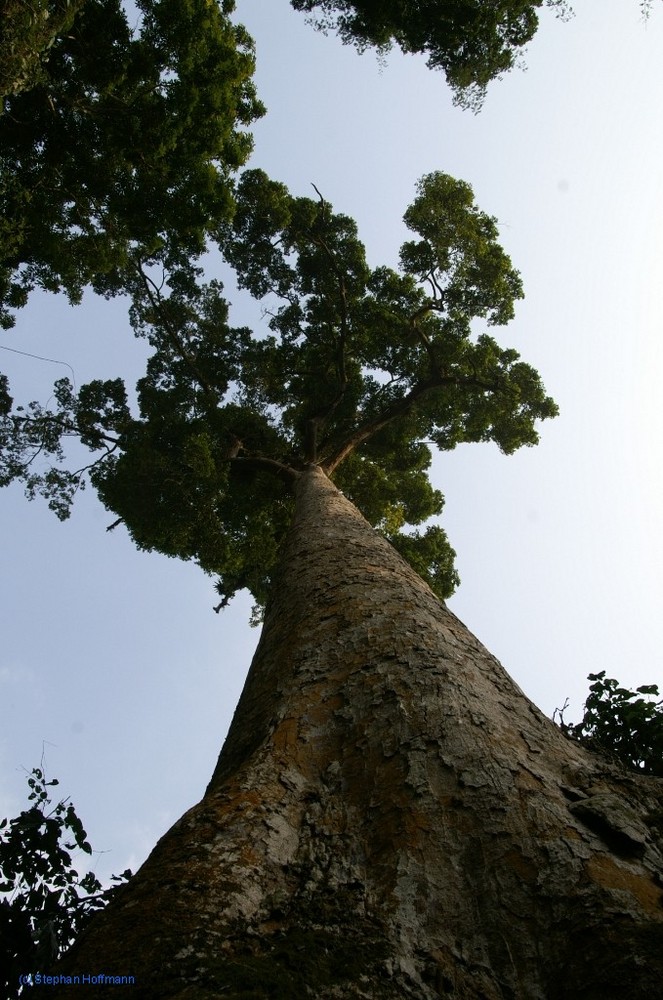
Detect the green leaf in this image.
<box><xmin>558</xmin><ymin>673</ymin><xmax>663</xmax><ymax>776</ymax></box>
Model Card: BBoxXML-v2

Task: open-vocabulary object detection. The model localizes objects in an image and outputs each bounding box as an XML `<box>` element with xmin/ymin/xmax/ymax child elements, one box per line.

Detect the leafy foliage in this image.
<box><xmin>0</xmin><ymin>373</ymin><xmax>130</xmax><ymax>520</ymax></box>
<box><xmin>0</xmin><ymin>768</ymin><xmax>131</xmax><ymax>996</ymax></box>
<box><xmin>0</xmin><ymin>0</ymin><xmax>85</xmax><ymax>100</ymax></box>
<box><xmin>557</xmin><ymin>672</ymin><xmax>663</xmax><ymax>776</ymax></box>
<box><xmin>291</xmin><ymin>0</ymin><xmax>572</xmax><ymax>108</ymax></box>
<box><xmin>0</xmin><ymin>0</ymin><xmax>264</xmax><ymax>327</ymax></box>
<box><xmin>1</xmin><ymin>170</ymin><xmax>557</xmax><ymax>613</ymax></box>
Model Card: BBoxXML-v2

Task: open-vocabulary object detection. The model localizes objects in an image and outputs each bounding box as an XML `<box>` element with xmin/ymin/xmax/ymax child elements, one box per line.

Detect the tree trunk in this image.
<box><xmin>52</xmin><ymin>465</ymin><xmax>663</xmax><ymax>998</ymax></box>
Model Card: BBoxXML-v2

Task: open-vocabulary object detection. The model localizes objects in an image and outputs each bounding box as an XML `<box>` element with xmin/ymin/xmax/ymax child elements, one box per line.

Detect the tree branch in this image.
<box><xmin>321</xmin><ymin>372</ymin><xmax>500</xmax><ymax>475</ymax></box>
<box><xmin>304</xmin><ymin>418</ymin><xmax>319</xmax><ymax>464</ymax></box>
<box><xmin>135</xmin><ymin>265</ymin><xmax>222</xmax><ymax>402</ymax></box>
<box><xmin>302</xmin><ymin>185</ymin><xmax>351</xmax><ymax>432</ymax></box>
<box><xmin>228</xmin><ymin>455</ymin><xmax>300</xmax><ymax>487</ymax></box>
<box><xmin>70</xmin><ymin>442</ymin><xmax>120</xmax><ymax>481</ymax></box>
<box><xmin>321</xmin><ymin>378</ymin><xmax>437</xmax><ymax>474</ymax></box>
<box><xmin>14</xmin><ymin>413</ymin><xmax>120</xmax><ymax>448</ymax></box>
<box><xmin>408</xmin><ymin>305</ymin><xmax>439</xmax><ymax>371</ymax></box>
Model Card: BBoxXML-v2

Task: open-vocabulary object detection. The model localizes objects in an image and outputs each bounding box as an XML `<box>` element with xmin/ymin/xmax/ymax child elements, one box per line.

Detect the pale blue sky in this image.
<box><xmin>2</xmin><ymin>0</ymin><xmax>663</xmax><ymax>882</ymax></box>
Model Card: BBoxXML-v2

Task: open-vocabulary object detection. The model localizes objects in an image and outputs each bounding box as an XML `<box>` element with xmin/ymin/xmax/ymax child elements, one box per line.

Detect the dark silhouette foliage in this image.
<box><xmin>557</xmin><ymin>671</ymin><xmax>663</xmax><ymax>776</ymax></box>
<box><xmin>0</xmin><ymin>768</ymin><xmax>131</xmax><ymax>997</ymax></box>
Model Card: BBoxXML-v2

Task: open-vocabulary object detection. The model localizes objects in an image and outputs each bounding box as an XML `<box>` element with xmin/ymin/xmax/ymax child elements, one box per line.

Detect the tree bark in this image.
<box><xmin>52</xmin><ymin>465</ymin><xmax>663</xmax><ymax>998</ymax></box>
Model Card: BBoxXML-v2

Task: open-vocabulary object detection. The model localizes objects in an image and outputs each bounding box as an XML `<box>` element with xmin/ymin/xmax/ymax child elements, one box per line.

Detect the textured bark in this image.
<box><xmin>52</xmin><ymin>465</ymin><xmax>663</xmax><ymax>998</ymax></box>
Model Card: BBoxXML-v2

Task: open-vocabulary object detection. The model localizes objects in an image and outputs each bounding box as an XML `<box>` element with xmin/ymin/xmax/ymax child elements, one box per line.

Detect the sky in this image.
<box><xmin>2</xmin><ymin>0</ymin><xmax>663</xmax><ymax>884</ymax></box>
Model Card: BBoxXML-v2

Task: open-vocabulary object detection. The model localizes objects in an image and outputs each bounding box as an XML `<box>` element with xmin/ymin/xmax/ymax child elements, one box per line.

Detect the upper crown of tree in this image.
<box><xmin>0</xmin><ymin>169</ymin><xmax>557</xmax><ymax>615</ymax></box>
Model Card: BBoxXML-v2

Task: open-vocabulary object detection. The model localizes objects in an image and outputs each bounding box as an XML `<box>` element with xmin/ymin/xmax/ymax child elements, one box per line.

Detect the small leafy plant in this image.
<box><xmin>556</xmin><ymin>671</ymin><xmax>663</xmax><ymax>776</ymax></box>
<box><xmin>0</xmin><ymin>767</ymin><xmax>131</xmax><ymax>997</ymax></box>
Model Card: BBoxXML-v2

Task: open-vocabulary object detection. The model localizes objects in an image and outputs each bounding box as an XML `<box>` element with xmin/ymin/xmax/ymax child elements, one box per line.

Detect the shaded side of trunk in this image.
<box><xmin>53</xmin><ymin>466</ymin><xmax>663</xmax><ymax>999</ymax></box>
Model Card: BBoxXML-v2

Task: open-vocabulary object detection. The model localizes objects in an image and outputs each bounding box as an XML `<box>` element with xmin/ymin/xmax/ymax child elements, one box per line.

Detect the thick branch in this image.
<box><xmin>320</xmin><ymin>378</ymin><xmax>438</xmax><ymax>475</ymax></box>
<box><xmin>228</xmin><ymin>455</ymin><xmax>300</xmax><ymax>487</ymax></box>
<box><xmin>305</xmin><ymin>185</ymin><xmax>350</xmax><ymax>427</ymax></box>
<box><xmin>408</xmin><ymin>303</ymin><xmax>441</xmax><ymax>371</ymax></box>
<box><xmin>321</xmin><ymin>372</ymin><xmax>499</xmax><ymax>475</ymax></box>
<box><xmin>304</xmin><ymin>418</ymin><xmax>319</xmax><ymax>464</ymax></box>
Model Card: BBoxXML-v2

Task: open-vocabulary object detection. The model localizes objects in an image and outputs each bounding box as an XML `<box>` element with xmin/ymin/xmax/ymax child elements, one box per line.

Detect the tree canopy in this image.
<box><xmin>290</xmin><ymin>0</ymin><xmax>572</xmax><ymax>107</ymax></box>
<box><xmin>0</xmin><ymin>169</ymin><xmax>557</xmax><ymax>614</ymax></box>
<box><xmin>0</xmin><ymin>0</ymin><xmax>264</xmax><ymax>329</ymax></box>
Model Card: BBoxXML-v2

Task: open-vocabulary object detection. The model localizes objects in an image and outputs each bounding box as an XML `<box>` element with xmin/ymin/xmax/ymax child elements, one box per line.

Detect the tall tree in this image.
<box><xmin>9</xmin><ymin>173</ymin><xmax>662</xmax><ymax>996</ymax></box>
<box><xmin>42</xmin><ymin>467</ymin><xmax>663</xmax><ymax>998</ymax></box>
<box><xmin>0</xmin><ymin>0</ymin><xmax>264</xmax><ymax>328</ymax></box>
<box><xmin>2</xmin><ymin>2</ymin><xmax>662</xmax><ymax>995</ymax></box>
<box><xmin>290</xmin><ymin>0</ymin><xmax>572</xmax><ymax>108</ymax></box>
